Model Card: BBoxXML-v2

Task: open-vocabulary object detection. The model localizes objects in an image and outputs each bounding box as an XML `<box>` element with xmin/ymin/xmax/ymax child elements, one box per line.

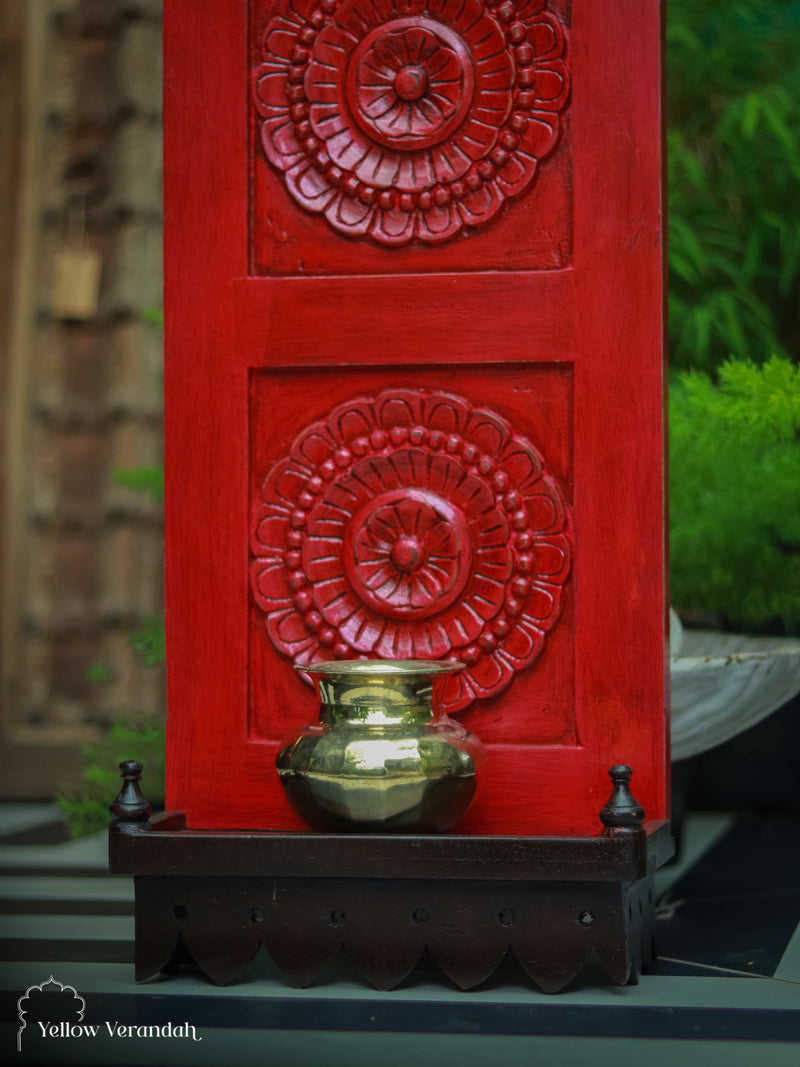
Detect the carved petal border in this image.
<box><xmin>252</xmin><ymin>0</ymin><xmax>570</xmax><ymax>246</ymax></box>
<box><xmin>250</xmin><ymin>388</ymin><xmax>572</xmax><ymax>713</ymax></box>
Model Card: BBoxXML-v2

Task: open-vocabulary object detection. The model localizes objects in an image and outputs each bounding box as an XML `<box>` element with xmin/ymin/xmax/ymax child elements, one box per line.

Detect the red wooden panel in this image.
<box><xmin>164</xmin><ymin>0</ymin><xmax>668</xmax><ymax>836</ymax></box>
<box><xmin>249</xmin><ymin>0</ymin><xmax>572</xmax><ymax>274</ymax></box>
<box><xmin>248</xmin><ymin>364</ymin><xmax>575</xmax><ymax>748</ymax></box>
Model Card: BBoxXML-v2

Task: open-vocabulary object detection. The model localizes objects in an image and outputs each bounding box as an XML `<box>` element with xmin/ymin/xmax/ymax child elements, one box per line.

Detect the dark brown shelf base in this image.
<box><xmin>108</xmin><ymin>764</ymin><xmax>673</xmax><ymax>991</ymax></box>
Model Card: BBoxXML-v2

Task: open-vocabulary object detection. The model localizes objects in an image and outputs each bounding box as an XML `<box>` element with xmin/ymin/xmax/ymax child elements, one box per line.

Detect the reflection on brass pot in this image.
<box><xmin>276</xmin><ymin>660</ymin><xmax>485</xmax><ymax>833</ymax></box>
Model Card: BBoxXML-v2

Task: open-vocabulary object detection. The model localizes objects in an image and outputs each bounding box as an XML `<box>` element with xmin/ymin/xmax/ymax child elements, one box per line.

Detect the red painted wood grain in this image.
<box><xmin>163</xmin><ymin>0</ymin><xmax>668</xmax><ymax>835</ymax></box>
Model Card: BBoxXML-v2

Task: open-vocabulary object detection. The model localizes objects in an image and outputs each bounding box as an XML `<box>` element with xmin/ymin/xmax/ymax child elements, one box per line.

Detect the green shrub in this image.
<box><xmin>57</xmin><ymin>718</ymin><xmax>166</xmax><ymax>838</ymax></box>
<box><xmin>129</xmin><ymin>615</ymin><xmax>166</xmax><ymax>667</ymax></box>
<box><xmin>58</xmin><ymin>309</ymin><xmax>166</xmax><ymax>838</ymax></box>
<box><xmin>670</xmin><ymin>356</ymin><xmax>800</xmax><ymax>629</ymax></box>
<box><xmin>113</xmin><ymin>466</ymin><xmax>164</xmax><ymax>502</ymax></box>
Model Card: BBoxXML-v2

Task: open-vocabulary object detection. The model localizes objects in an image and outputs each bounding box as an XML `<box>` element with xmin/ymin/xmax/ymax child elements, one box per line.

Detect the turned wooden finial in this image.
<box><xmin>600</xmin><ymin>764</ymin><xmax>645</xmax><ymax>834</ymax></box>
<box><xmin>109</xmin><ymin>760</ymin><xmax>151</xmax><ymax>823</ymax></box>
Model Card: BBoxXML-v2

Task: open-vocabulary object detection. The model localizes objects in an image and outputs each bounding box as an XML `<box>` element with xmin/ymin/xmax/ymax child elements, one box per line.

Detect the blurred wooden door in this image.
<box><xmin>1</xmin><ymin>0</ymin><xmax>165</xmax><ymax>798</ymax></box>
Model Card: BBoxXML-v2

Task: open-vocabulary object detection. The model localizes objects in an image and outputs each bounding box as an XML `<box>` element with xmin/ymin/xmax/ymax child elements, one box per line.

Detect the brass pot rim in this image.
<box><xmin>293</xmin><ymin>658</ymin><xmax>465</xmax><ymax>677</ymax></box>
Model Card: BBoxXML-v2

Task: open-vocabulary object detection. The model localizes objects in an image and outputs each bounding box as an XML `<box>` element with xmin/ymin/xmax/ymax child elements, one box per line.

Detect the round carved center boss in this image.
<box><xmin>391</xmin><ymin>535</ymin><xmax>424</xmax><ymax>570</ymax></box>
<box><xmin>393</xmin><ymin>67</ymin><xmax>428</xmax><ymax>103</ymax></box>
<box><xmin>345</xmin><ymin>488</ymin><xmax>471</xmax><ymax>620</ymax></box>
<box><xmin>346</xmin><ymin>19</ymin><xmax>474</xmax><ymax>150</ymax></box>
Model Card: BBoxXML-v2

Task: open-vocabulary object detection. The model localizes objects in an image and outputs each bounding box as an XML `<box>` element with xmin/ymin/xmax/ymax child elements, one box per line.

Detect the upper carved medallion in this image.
<box><xmin>253</xmin><ymin>0</ymin><xmax>570</xmax><ymax>246</ymax></box>
<box><xmin>250</xmin><ymin>389</ymin><xmax>571</xmax><ymax>713</ymax></box>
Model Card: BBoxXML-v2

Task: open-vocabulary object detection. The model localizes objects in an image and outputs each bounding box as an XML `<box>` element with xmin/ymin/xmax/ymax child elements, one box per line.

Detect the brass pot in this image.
<box><xmin>276</xmin><ymin>659</ymin><xmax>485</xmax><ymax>833</ymax></box>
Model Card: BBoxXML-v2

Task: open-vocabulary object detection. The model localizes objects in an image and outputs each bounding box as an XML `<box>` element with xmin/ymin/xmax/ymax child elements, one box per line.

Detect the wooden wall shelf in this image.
<box><xmin>109</xmin><ymin>762</ymin><xmax>674</xmax><ymax>991</ymax></box>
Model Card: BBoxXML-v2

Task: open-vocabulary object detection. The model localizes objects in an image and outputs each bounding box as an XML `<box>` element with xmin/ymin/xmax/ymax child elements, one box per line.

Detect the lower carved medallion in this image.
<box><xmin>250</xmin><ymin>388</ymin><xmax>571</xmax><ymax>713</ymax></box>
<box><xmin>252</xmin><ymin>0</ymin><xmax>570</xmax><ymax>246</ymax></box>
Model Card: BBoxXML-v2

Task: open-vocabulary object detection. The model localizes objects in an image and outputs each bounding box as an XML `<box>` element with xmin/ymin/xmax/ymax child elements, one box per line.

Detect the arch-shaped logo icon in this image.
<box><xmin>16</xmin><ymin>975</ymin><xmax>85</xmax><ymax>1052</ymax></box>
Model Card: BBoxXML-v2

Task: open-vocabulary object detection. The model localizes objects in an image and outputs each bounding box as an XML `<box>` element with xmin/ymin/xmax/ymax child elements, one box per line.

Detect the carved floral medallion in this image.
<box><xmin>250</xmin><ymin>389</ymin><xmax>571</xmax><ymax>712</ymax></box>
<box><xmin>252</xmin><ymin>0</ymin><xmax>570</xmax><ymax>246</ymax></box>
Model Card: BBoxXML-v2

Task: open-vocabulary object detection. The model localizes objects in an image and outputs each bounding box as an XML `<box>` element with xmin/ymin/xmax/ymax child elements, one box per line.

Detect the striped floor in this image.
<box><xmin>0</xmin><ymin>806</ymin><xmax>798</xmax><ymax>1067</ymax></box>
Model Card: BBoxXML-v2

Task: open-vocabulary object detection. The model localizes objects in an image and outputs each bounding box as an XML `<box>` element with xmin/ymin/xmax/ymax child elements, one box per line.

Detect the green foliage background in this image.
<box><xmin>666</xmin><ymin>0</ymin><xmax>800</xmax><ymax>628</ymax></box>
<box><xmin>667</xmin><ymin>0</ymin><xmax>800</xmax><ymax>372</ymax></box>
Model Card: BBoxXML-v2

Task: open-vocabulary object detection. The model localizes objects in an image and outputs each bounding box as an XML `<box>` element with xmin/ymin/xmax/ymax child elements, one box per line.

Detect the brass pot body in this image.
<box><xmin>276</xmin><ymin>660</ymin><xmax>485</xmax><ymax>833</ymax></box>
